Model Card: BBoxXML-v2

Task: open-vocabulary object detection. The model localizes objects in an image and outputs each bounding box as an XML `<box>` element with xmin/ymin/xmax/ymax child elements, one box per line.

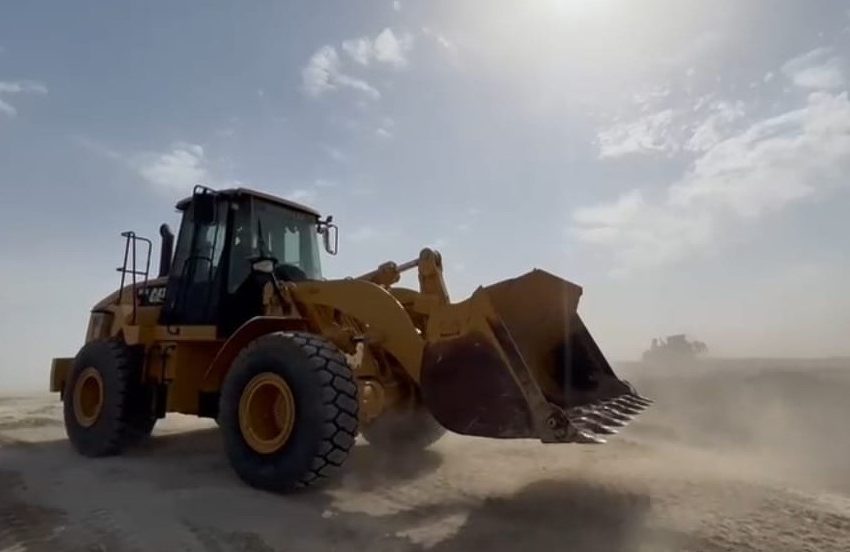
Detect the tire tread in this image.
<box><xmin>220</xmin><ymin>331</ymin><xmax>358</xmax><ymax>491</ymax></box>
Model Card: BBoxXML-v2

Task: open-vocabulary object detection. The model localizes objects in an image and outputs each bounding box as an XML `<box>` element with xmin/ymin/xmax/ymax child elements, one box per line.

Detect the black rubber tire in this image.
<box><xmin>63</xmin><ymin>340</ymin><xmax>152</xmax><ymax>457</ymax></box>
<box><xmin>219</xmin><ymin>332</ymin><xmax>359</xmax><ymax>492</ymax></box>
<box><xmin>127</xmin><ymin>401</ymin><xmax>158</xmax><ymax>443</ymax></box>
<box><xmin>361</xmin><ymin>405</ymin><xmax>446</xmax><ymax>451</ymax></box>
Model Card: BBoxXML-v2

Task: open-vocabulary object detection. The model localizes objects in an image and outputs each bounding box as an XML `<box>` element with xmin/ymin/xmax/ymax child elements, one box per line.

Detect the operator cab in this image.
<box><xmin>158</xmin><ymin>186</ymin><xmax>338</xmax><ymax>335</ymax></box>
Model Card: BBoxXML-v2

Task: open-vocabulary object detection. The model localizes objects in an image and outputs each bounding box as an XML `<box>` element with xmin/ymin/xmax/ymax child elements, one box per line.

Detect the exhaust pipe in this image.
<box><xmin>158</xmin><ymin>223</ymin><xmax>174</xmax><ymax>277</ymax></box>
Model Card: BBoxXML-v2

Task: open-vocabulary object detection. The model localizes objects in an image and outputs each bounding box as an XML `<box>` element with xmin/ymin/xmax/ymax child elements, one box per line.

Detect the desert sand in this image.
<box><xmin>2</xmin><ymin>359</ymin><xmax>849</xmax><ymax>551</ymax></box>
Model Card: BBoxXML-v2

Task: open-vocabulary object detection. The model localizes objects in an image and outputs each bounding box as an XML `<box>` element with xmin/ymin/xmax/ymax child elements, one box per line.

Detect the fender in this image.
<box><xmin>200</xmin><ymin>316</ymin><xmax>308</xmax><ymax>391</ymax></box>
<box><xmin>292</xmin><ymin>279</ymin><xmax>426</xmax><ymax>381</ymax></box>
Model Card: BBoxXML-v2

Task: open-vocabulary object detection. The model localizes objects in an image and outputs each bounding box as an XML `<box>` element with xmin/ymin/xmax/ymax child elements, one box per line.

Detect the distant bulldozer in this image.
<box><xmin>642</xmin><ymin>334</ymin><xmax>707</xmax><ymax>364</ymax></box>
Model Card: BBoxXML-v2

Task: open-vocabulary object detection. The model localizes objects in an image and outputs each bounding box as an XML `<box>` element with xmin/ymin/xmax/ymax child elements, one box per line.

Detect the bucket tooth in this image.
<box><xmin>610</xmin><ymin>402</ymin><xmax>642</xmax><ymax>416</ymax></box>
<box><xmin>618</xmin><ymin>395</ymin><xmax>642</xmax><ymax>404</ymax></box>
<box><xmin>572</xmin><ymin>428</ymin><xmax>607</xmax><ymax>444</ymax></box>
<box><xmin>571</xmin><ymin>416</ymin><xmax>617</xmax><ymax>436</ymax></box>
<box><xmin>615</xmin><ymin>396</ymin><xmax>646</xmax><ymax>408</ymax></box>
<box><xmin>585</xmin><ymin>412</ymin><xmax>624</xmax><ymax>428</ymax></box>
<box><xmin>561</xmin><ymin>394</ymin><xmax>648</xmax><ymax>445</ymax></box>
<box><xmin>586</xmin><ymin>421</ymin><xmax>618</xmax><ymax>435</ymax></box>
<box><xmin>625</xmin><ymin>395</ymin><xmax>652</xmax><ymax>407</ymax></box>
<box><xmin>594</xmin><ymin>414</ymin><xmax>628</xmax><ymax>428</ymax></box>
<box><xmin>598</xmin><ymin>407</ymin><xmax>632</xmax><ymax>423</ymax></box>
<box><xmin>598</xmin><ymin>401</ymin><xmax>633</xmax><ymax>415</ymax></box>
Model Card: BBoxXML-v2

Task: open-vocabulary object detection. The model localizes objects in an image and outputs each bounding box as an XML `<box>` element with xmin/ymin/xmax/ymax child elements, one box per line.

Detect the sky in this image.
<box><xmin>1</xmin><ymin>0</ymin><xmax>849</xmax><ymax>390</ymax></box>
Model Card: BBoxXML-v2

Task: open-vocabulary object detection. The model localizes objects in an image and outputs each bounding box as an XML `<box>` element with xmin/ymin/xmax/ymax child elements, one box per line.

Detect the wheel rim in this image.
<box><xmin>239</xmin><ymin>373</ymin><xmax>296</xmax><ymax>454</ymax></box>
<box><xmin>73</xmin><ymin>367</ymin><xmax>104</xmax><ymax>428</ymax></box>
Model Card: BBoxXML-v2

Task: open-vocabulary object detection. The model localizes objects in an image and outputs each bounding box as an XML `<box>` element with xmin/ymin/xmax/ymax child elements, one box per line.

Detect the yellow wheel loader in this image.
<box><xmin>50</xmin><ymin>186</ymin><xmax>650</xmax><ymax>492</ymax></box>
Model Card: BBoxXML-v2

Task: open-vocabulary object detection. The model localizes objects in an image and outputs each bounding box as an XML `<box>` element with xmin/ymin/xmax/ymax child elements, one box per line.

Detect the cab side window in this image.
<box><xmin>161</xmin><ymin>201</ymin><xmax>229</xmax><ymax>325</ymax></box>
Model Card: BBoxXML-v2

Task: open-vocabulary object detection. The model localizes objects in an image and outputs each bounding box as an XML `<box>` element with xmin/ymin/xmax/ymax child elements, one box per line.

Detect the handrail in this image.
<box><xmin>116</xmin><ymin>231</ymin><xmax>153</xmax><ymax>324</ymax></box>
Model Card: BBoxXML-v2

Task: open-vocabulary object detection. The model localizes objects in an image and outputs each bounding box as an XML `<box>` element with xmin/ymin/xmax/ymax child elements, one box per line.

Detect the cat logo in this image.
<box><xmin>137</xmin><ymin>285</ymin><xmax>167</xmax><ymax>306</ymax></box>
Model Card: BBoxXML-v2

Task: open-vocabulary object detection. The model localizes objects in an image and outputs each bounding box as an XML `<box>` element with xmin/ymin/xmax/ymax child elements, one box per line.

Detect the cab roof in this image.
<box><xmin>175</xmin><ymin>187</ymin><xmax>320</xmax><ymax>217</ymax></box>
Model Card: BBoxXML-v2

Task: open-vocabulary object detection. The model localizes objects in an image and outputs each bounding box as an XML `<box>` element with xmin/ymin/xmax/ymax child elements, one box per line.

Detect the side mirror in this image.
<box><xmin>319</xmin><ymin>216</ymin><xmax>339</xmax><ymax>256</ymax></box>
<box><xmin>193</xmin><ymin>187</ymin><xmax>217</xmax><ymax>225</ymax></box>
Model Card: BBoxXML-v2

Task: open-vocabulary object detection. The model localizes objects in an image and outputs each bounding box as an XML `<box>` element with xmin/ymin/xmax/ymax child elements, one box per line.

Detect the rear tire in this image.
<box><xmin>361</xmin><ymin>406</ymin><xmax>446</xmax><ymax>451</ymax></box>
<box><xmin>219</xmin><ymin>332</ymin><xmax>359</xmax><ymax>492</ymax></box>
<box><xmin>63</xmin><ymin>340</ymin><xmax>153</xmax><ymax>456</ymax></box>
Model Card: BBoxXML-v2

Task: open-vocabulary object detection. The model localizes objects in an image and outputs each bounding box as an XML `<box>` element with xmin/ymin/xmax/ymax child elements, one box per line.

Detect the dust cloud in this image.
<box><xmin>621</xmin><ymin>358</ymin><xmax>850</xmax><ymax>492</ymax></box>
<box><xmin>1</xmin><ymin>358</ymin><xmax>849</xmax><ymax>551</ymax></box>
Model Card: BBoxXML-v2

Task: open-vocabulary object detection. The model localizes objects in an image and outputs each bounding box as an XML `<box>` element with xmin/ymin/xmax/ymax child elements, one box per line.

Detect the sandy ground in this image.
<box><xmin>2</xmin><ymin>359</ymin><xmax>850</xmax><ymax>551</ymax></box>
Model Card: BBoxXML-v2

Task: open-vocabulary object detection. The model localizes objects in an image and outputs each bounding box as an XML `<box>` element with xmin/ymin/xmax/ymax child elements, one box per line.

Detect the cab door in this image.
<box><xmin>160</xmin><ymin>197</ymin><xmax>229</xmax><ymax>326</ymax></box>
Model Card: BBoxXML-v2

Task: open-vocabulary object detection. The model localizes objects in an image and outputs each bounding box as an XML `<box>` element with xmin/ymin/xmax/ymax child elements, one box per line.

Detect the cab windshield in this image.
<box><xmin>229</xmin><ymin>198</ymin><xmax>322</xmax><ymax>290</ymax></box>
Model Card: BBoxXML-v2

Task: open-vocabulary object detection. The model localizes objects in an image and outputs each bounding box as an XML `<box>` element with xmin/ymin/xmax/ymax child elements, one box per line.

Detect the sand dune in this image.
<box><xmin>2</xmin><ymin>359</ymin><xmax>849</xmax><ymax>551</ymax></box>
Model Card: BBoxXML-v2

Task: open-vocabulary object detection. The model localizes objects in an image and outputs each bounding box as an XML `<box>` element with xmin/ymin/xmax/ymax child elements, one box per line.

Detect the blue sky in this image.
<box><xmin>2</xmin><ymin>1</ymin><xmax>849</xmax><ymax>389</ymax></box>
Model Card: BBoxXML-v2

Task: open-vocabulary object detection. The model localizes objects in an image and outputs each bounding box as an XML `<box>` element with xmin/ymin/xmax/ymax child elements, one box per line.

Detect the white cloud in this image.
<box><xmin>137</xmin><ymin>143</ymin><xmax>209</xmax><ymax>194</ymax></box>
<box><xmin>341</xmin><ymin>28</ymin><xmax>413</xmax><ymax>68</ymax></box>
<box><xmin>301</xmin><ymin>45</ymin><xmax>380</xmax><ymax>99</ymax></box>
<box><xmin>0</xmin><ymin>81</ymin><xmax>48</xmax><ymax>95</ymax></box>
<box><xmin>322</xmin><ymin>145</ymin><xmax>348</xmax><ymax>162</ymax></box>
<box><xmin>0</xmin><ymin>98</ymin><xmax>16</xmax><ymax>117</ymax></box>
<box><xmin>692</xmin><ymin>93</ymin><xmax>715</xmax><ymax>112</ymax></box>
<box><xmin>393</xmin><ymin>1</ymin><xmax>401</xmax><ymax>11</ymax></box>
<box><xmin>632</xmin><ymin>84</ymin><xmax>671</xmax><ymax>112</ymax></box>
<box><xmin>303</xmin><ymin>28</ymin><xmax>413</xmax><ymax>100</ymax></box>
<box><xmin>375</xmin><ymin>116</ymin><xmax>395</xmax><ymax>139</ymax></box>
<box><xmin>685</xmin><ymin>101</ymin><xmax>745</xmax><ymax>152</ymax></box>
<box><xmin>0</xmin><ymin>80</ymin><xmax>47</xmax><ymax>118</ymax></box>
<box><xmin>596</xmin><ymin>109</ymin><xmax>677</xmax><ymax>158</ymax></box>
<box><xmin>421</xmin><ymin>27</ymin><xmax>458</xmax><ymax>59</ymax></box>
<box><xmin>597</xmin><ymin>99</ymin><xmax>746</xmax><ymax>159</ymax></box>
<box><xmin>574</xmin><ymin>190</ymin><xmax>715</xmax><ymax>273</ymax></box>
<box><xmin>341</xmin><ymin>38</ymin><xmax>373</xmax><ymax>66</ymax></box>
<box><xmin>302</xmin><ymin>45</ymin><xmax>339</xmax><ymax>96</ymax></box>
<box><xmin>575</xmin><ymin>91</ymin><xmax>850</xmax><ymax>274</ymax></box>
<box><xmin>72</xmin><ymin>135</ymin><xmax>124</xmax><ymax>162</ymax></box>
<box><xmin>373</xmin><ymin>28</ymin><xmax>413</xmax><ymax>67</ymax></box>
<box><xmin>781</xmin><ymin>47</ymin><xmax>846</xmax><ymax>90</ymax></box>
<box><xmin>78</xmin><ymin>138</ymin><xmax>240</xmax><ymax>197</ymax></box>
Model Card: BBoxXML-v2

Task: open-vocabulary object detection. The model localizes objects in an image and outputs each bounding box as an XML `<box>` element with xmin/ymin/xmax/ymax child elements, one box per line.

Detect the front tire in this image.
<box><xmin>219</xmin><ymin>332</ymin><xmax>359</xmax><ymax>492</ymax></box>
<box><xmin>63</xmin><ymin>340</ymin><xmax>153</xmax><ymax>456</ymax></box>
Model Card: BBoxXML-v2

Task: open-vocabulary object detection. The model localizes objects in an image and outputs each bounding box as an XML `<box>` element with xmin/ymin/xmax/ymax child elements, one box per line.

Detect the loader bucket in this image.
<box><xmin>420</xmin><ymin>269</ymin><xmax>650</xmax><ymax>444</ymax></box>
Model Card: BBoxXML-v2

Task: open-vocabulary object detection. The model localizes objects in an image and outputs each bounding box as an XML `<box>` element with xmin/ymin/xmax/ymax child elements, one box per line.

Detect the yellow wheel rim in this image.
<box><xmin>239</xmin><ymin>373</ymin><xmax>296</xmax><ymax>454</ymax></box>
<box><xmin>73</xmin><ymin>367</ymin><xmax>104</xmax><ymax>428</ymax></box>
